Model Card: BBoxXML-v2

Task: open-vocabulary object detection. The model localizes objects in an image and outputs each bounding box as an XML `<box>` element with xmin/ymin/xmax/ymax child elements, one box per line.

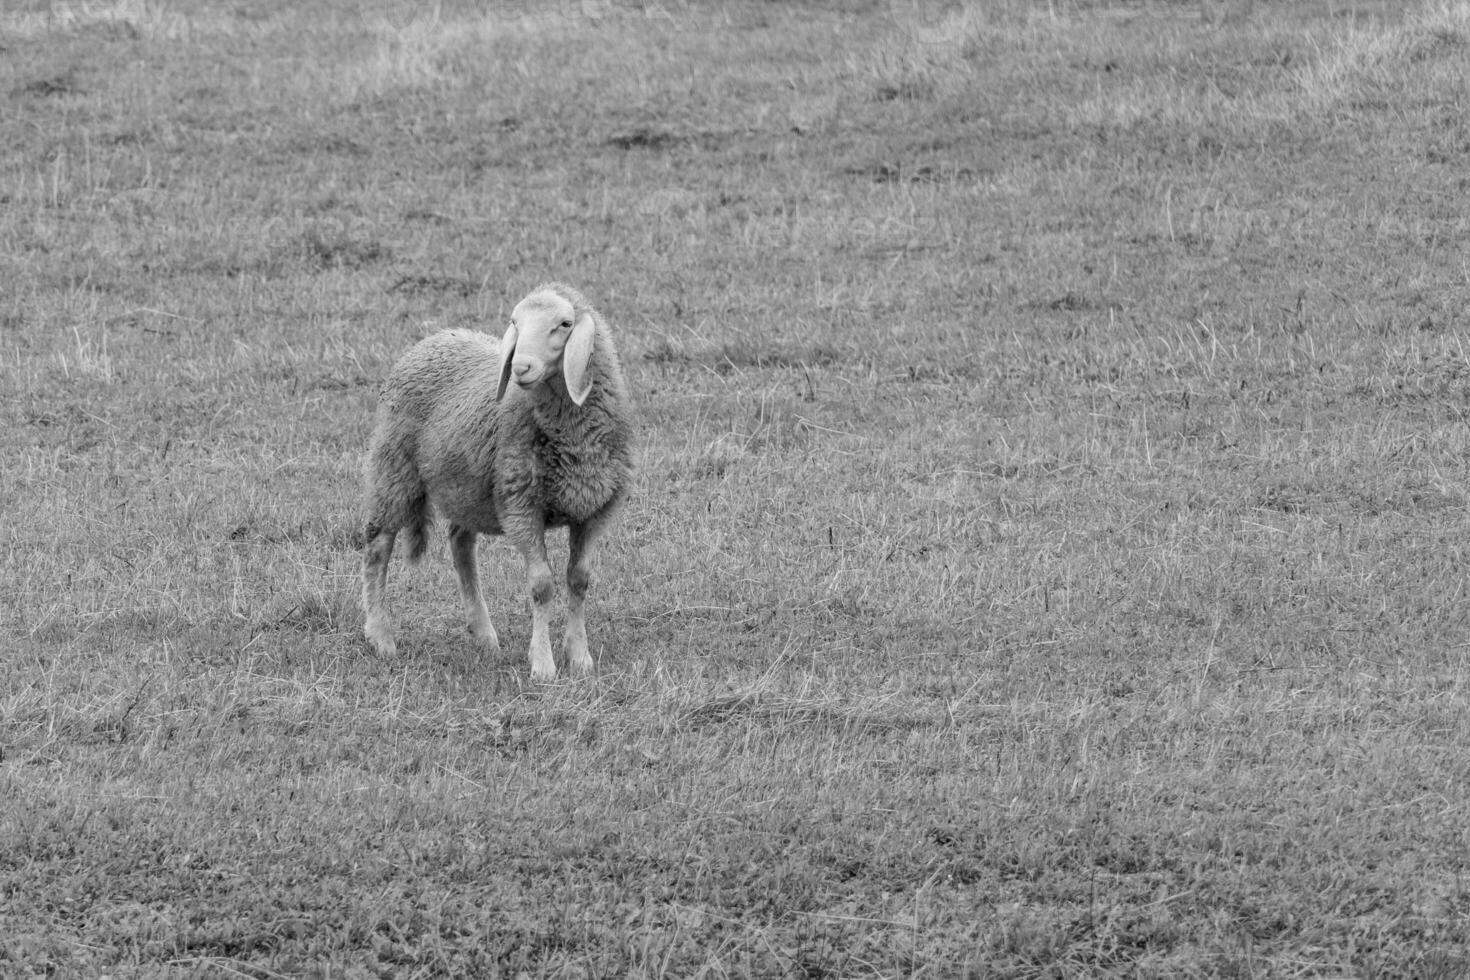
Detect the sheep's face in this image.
<box><xmin>497</xmin><ymin>290</ymin><xmax>597</xmax><ymax>405</ymax></box>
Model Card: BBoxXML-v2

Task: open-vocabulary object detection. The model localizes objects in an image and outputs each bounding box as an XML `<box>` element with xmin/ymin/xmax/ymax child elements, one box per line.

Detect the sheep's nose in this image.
<box><xmin>513</xmin><ymin>362</ymin><xmax>532</xmax><ymax>377</ymax></box>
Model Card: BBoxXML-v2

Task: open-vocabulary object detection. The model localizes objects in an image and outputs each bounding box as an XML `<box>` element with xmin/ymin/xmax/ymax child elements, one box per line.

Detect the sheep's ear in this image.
<box><xmin>496</xmin><ymin>322</ymin><xmax>518</xmax><ymax>402</ymax></box>
<box><xmin>562</xmin><ymin>311</ymin><xmax>597</xmax><ymax>406</ymax></box>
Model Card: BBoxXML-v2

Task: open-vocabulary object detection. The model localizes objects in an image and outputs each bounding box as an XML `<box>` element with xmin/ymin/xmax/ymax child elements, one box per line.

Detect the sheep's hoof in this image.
<box><xmin>467</xmin><ymin>623</ymin><xmax>501</xmax><ymax>654</ymax></box>
<box><xmin>567</xmin><ymin>650</ymin><xmax>595</xmax><ymax>677</ymax></box>
<box><xmin>528</xmin><ymin>635</ymin><xmax>557</xmax><ymax>681</ymax></box>
<box><xmin>364</xmin><ymin>623</ymin><xmax>397</xmax><ymax>657</ymax></box>
<box><xmin>565</xmin><ymin>634</ymin><xmax>593</xmax><ymax>677</ymax></box>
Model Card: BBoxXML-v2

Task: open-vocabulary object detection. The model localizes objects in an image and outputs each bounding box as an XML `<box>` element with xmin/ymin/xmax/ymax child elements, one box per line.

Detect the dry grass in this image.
<box><xmin>4</xmin><ymin>0</ymin><xmax>1470</xmax><ymax>976</ymax></box>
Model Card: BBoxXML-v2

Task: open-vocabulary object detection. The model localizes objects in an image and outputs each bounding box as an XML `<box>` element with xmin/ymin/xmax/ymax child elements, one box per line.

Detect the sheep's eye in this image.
<box><xmin>559</xmin><ymin>320</ymin><xmax>573</xmax><ymax>330</ymax></box>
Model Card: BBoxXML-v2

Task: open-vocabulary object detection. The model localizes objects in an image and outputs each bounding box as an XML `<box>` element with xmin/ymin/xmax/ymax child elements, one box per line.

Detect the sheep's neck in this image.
<box><xmin>526</xmin><ymin>380</ymin><xmax>584</xmax><ymax>434</ymax></box>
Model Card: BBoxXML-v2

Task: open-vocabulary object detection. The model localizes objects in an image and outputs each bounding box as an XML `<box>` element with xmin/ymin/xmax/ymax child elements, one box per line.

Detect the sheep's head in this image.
<box><xmin>496</xmin><ymin>287</ymin><xmax>597</xmax><ymax>406</ymax></box>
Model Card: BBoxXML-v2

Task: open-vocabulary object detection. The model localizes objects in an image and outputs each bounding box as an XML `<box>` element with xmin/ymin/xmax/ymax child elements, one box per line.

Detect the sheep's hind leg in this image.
<box><xmin>449</xmin><ymin>525</ymin><xmax>499</xmax><ymax>653</ymax></box>
<box><xmin>362</xmin><ymin>526</ymin><xmax>398</xmax><ymax>656</ymax></box>
<box><xmin>564</xmin><ymin>521</ymin><xmax>602</xmax><ymax>676</ymax></box>
<box><xmin>512</xmin><ymin>528</ymin><xmax>556</xmax><ymax>680</ymax></box>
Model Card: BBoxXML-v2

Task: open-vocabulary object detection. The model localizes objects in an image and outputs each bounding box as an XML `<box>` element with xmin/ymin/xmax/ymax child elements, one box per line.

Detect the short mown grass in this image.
<box><xmin>3</xmin><ymin>0</ymin><xmax>1470</xmax><ymax>976</ymax></box>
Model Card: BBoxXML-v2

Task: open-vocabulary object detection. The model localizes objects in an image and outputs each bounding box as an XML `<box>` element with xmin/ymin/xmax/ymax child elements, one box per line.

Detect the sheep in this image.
<box><xmin>360</xmin><ymin>283</ymin><xmax>634</xmax><ymax>680</ymax></box>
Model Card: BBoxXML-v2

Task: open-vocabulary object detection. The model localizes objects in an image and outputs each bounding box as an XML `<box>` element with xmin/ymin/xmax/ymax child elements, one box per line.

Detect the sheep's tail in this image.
<box><xmin>362</xmin><ymin>486</ymin><xmax>430</xmax><ymax>565</ymax></box>
<box><xmin>400</xmin><ymin>512</ymin><xmax>429</xmax><ymax>565</ymax></box>
<box><xmin>364</xmin><ymin>428</ymin><xmax>430</xmax><ymax>564</ymax></box>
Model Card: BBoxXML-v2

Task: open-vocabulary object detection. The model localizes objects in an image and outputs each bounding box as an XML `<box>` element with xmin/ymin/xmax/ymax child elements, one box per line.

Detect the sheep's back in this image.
<box><xmin>378</xmin><ymin>329</ymin><xmax>499</xmax><ymax>423</ymax></box>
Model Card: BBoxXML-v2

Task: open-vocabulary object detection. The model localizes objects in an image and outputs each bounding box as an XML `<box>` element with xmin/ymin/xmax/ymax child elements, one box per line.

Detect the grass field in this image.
<box><xmin>4</xmin><ymin>0</ymin><xmax>1470</xmax><ymax>975</ymax></box>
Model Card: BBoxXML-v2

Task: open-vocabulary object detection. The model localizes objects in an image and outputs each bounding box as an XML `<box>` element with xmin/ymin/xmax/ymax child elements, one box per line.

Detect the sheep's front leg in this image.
<box><xmin>361</xmin><ymin>526</ymin><xmax>398</xmax><ymax>656</ymax></box>
<box><xmin>512</xmin><ymin>528</ymin><xmax>556</xmax><ymax>680</ymax></box>
<box><xmin>449</xmin><ymin>525</ymin><xmax>499</xmax><ymax>653</ymax></box>
<box><xmin>565</xmin><ymin>520</ymin><xmax>602</xmax><ymax>676</ymax></box>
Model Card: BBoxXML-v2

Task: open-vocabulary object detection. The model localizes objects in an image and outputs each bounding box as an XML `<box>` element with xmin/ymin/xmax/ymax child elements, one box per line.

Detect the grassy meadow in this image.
<box><xmin>4</xmin><ymin>0</ymin><xmax>1470</xmax><ymax>974</ymax></box>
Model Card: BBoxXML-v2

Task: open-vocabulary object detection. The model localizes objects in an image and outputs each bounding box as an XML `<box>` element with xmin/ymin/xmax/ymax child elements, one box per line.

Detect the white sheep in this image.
<box><xmin>361</xmin><ymin>283</ymin><xmax>634</xmax><ymax>679</ymax></box>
